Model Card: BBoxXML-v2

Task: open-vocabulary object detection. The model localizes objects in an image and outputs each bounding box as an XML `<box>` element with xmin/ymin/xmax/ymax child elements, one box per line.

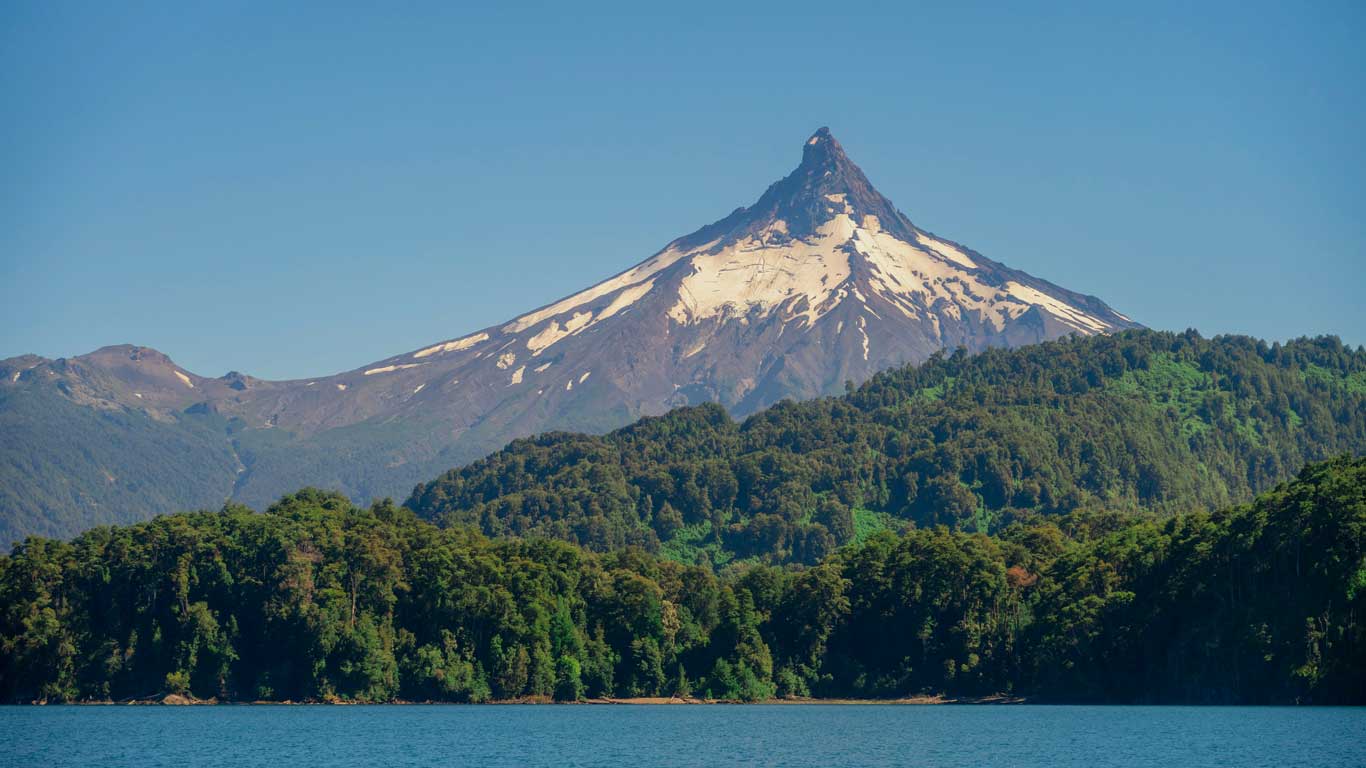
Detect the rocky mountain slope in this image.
<box><xmin>1</xmin><ymin>128</ymin><xmax>1138</xmax><ymax>543</ymax></box>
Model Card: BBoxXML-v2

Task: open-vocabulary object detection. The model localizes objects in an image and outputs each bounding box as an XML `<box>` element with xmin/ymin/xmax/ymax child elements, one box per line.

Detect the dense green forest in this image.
<box><xmin>407</xmin><ymin>330</ymin><xmax>1366</xmax><ymax>565</ymax></box>
<box><xmin>2</xmin><ymin>456</ymin><xmax>1361</xmax><ymax>704</ymax></box>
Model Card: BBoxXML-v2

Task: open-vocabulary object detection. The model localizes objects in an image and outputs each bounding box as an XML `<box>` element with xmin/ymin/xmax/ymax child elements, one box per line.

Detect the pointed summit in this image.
<box><xmin>671</xmin><ymin>128</ymin><xmax>919</xmax><ymax>249</ymax></box>
<box><xmin>731</xmin><ymin>127</ymin><xmax>916</xmax><ymax>242</ymax></box>
<box><xmin>800</xmin><ymin>126</ymin><xmax>846</xmax><ymax>168</ymax></box>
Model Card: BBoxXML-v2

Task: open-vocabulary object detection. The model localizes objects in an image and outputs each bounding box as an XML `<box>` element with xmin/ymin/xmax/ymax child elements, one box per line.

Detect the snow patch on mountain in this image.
<box><xmin>1004</xmin><ymin>282</ymin><xmax>1110</xmax><ymax>332</ymax></box>
<box><xmin>502</xmin><ymin>243</ymin><xmax>702</xmax><ymax>335</ymax></box>
<box><xmin>852</xmin><ymin>226</ymin><xmax>1022</xmax><ymax>331</ymax></box>
<box><xmin>365</xmin><ymin>363</ymin><xmax>425</xmax><ymax>376</ymax></box>
<box><xmin>413</xmin><ymin>332</ymin><xmax>488</xmax><ymax>358</ymax></box>
<box><xmin>598</xmin><ymin>279</ymin><xmax>655</xmax><ymax>322</ymax></box>
<box><xmin>914</xmin><ymin>233</ymin><xmax>977</xmax><ymax>268</ymax></box>
<box><xmin>527</xmin><ymin>311</ymin><xmax>594</xmax><ymax>355</ymax></box>
<box><xmin>668</xmin><ymin>216</ymin><xmax>854</xmax><ymax>326</ymax></box>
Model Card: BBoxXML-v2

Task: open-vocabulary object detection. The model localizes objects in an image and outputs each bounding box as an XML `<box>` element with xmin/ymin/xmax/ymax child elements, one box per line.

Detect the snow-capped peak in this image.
<box><xmin>384</xmin><ymin>127</ymin><xmax>1135</xmax><ymax>424</ymax></box>
<box><xmin>13</xmin><ymin>128</ymin><xmax>1141</xmax><ymax>522</ymax></box>
<box><xmin>398</xmin><ymin>128</ymin><xmax>1135</xmax><ymax>366</ymax></box>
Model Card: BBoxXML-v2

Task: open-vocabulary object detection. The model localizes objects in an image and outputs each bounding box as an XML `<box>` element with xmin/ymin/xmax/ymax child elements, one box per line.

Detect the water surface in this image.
<box><xmin>2</xmin><ymin>704</ymin><xmax>1363</xmax><ymax>767</ymax></box>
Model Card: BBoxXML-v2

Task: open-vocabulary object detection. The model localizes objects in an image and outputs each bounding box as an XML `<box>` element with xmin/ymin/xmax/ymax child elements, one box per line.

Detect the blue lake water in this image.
<box><xmin>2</xmin><ymin>705</ymin><xmax>1363</xmax><ymax>767</ymax></box>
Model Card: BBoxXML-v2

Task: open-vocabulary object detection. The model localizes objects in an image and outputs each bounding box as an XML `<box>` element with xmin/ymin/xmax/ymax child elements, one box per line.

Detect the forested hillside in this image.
<box><xmin>2</xmin><ymin>457</ymin><xmax>1361</xmax><ymax>705</ymax></box>
<box><xmin>0</xmin><ymin>384</ymin><xmax>242</xmax><ymax>545</ymax></box>
<box><xmin>407</xmin><ymin>330</ymin><xmax>1366</xmax><ymax>565</ymax></box>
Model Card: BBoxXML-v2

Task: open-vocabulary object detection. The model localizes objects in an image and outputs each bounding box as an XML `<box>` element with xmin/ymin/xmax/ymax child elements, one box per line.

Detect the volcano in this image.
<box><xmin>0</xmin><ymin>128</ymin><xmax>1138</xmax><ymax>542</ymax></box>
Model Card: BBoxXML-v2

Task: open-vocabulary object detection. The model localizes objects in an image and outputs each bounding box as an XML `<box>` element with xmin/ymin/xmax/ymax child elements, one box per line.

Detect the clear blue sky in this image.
<box><xmin>3</xmin><ymin>1</ymin><xmax>1363</xmax><ymax>379</ymax></box>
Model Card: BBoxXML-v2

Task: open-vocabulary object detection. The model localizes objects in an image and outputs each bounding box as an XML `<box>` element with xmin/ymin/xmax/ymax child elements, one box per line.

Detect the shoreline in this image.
<box><xmin>43</xmin><ymin>692</ymin><xmax>1028</xmax><ymax>706</ymax></box>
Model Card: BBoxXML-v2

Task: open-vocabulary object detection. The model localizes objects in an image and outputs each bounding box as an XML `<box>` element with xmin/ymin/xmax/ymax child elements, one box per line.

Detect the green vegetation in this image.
<box><xmin>408</xmin><ymin>330</ymin><xmax>1366</xmax><ymax>564</ymax></box>
<box><xmin>0</xmin><ymin>369</ymin><xmax>535</xmax><ymax>546</ymax></box>
<box><xmin>658</xmin><ymin>521</ymin><xmax>735</xmax><ymax>568</ymax></box>
<box><xmin>851</xmin><ymin>508</ymin><xmax>902</xmax><ymax>544</ymax></box>
<box><xmin>0</xmin><ymin>387</ymin><xmax>241</xmax><ymax>544</ymax></box>
<box><xmin>4</xmin><ymin>330</ymin><xmax>1362</xmax><ymax>705</ymax></box>
<box><xmin>2</xmin><ymin>457</ymin><xmax>1362</xmax><ymax>704</ymax></box>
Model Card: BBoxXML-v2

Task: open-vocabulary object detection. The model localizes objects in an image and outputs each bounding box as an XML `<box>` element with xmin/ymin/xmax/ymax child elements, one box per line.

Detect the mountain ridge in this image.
<box><xmin>2</xmin><ymin>127</ymin><xmax>1139</xmax><ymax>542</ymax></box>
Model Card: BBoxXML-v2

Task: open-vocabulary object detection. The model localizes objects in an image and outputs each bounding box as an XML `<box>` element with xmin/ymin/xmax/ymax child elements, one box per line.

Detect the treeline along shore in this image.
<box><xmin>2</xmin><ymin>456</ymin><xmax>1361</xmax><ymax>705</ymax></box>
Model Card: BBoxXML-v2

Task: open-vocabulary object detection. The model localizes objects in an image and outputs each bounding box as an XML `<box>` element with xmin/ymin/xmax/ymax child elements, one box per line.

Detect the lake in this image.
<box><xmin>2</xmin><ymin>705</ymin><xmax>1363</xmax><ymax>767</ymax></box>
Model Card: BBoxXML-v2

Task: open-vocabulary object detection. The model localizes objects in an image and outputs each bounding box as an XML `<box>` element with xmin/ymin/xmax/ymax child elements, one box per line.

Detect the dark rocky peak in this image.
<box><xmin>221</xmin><ymin>371</ymin><xmax>256</xmax><ymax>391</ymax></box>
<box><xmin>672</xmin><ymin>127</ymin><xmax>919</xmax><ymax>250</ymax></box>
<box><xmin>797</xmin><ymin>127</ymin><xmax>847</xmax><ymax>171</ymax></box>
